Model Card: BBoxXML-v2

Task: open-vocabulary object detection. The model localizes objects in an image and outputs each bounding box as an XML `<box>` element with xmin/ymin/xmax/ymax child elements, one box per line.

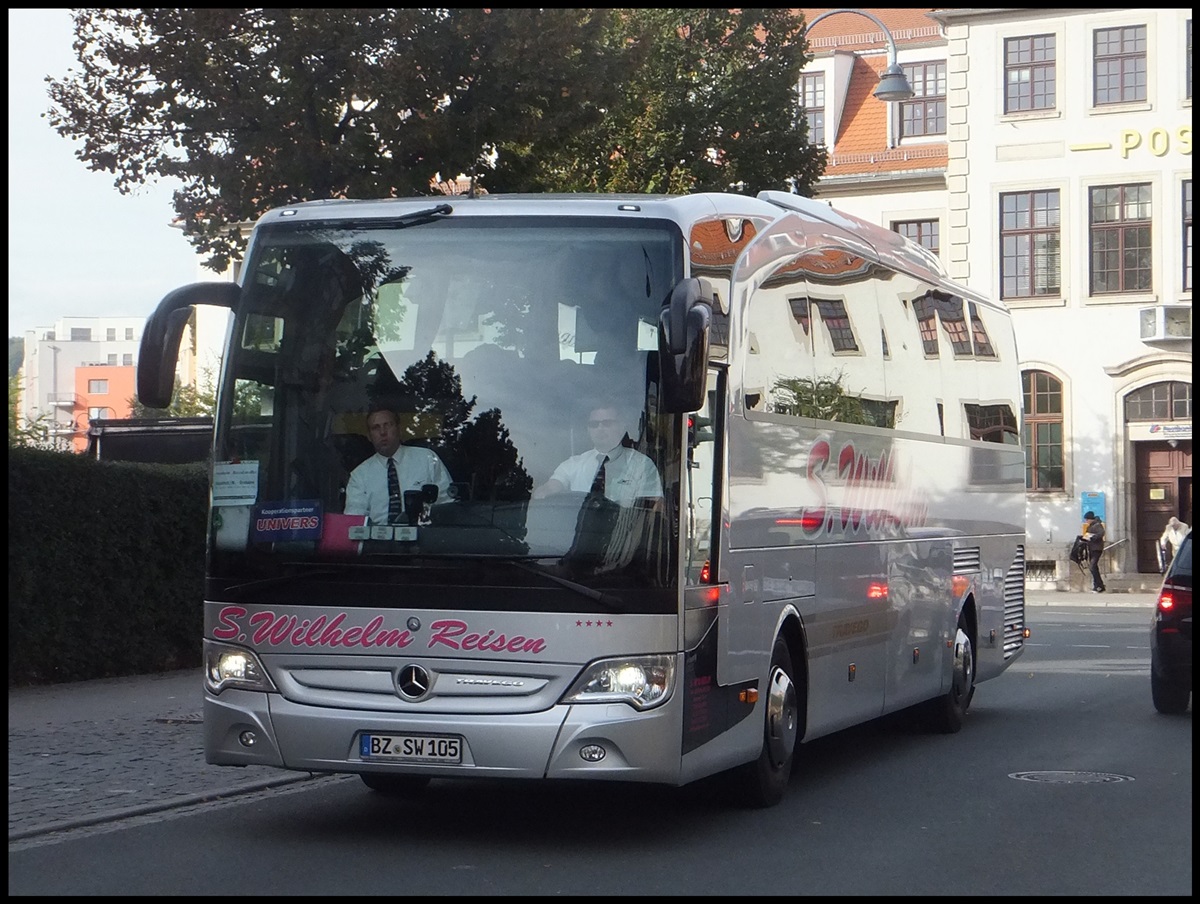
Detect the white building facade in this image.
<box><xmin>800</xmin><ymin>7</ymin><xmax>1191</xmax><ymax>588</ymax></box>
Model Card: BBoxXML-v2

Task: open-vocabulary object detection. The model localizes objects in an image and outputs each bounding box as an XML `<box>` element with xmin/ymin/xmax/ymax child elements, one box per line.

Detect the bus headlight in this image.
<box><xmin>561</xmin><ymin>655</ymin><xmax>675</xmax><ymax>711</ymax></box>
<box><xmin>204</xmin><ymin>640</ymin><xmax>276</xmax><ymax>694</ymax></box>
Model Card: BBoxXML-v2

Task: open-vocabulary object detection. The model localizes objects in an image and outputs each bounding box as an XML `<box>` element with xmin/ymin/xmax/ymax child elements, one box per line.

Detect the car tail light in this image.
<box><xmin>1158</xmin><ymin>583</ymin><xmax>1192</xmax><ymax>615</ymax></box>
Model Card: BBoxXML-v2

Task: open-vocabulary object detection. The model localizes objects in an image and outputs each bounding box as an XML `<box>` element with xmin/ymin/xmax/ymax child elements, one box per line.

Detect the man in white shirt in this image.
<box><xmin>533</xmin><ymin>404</ymin><xmax>662</xmax><ymax>506</ymax></box>
<box><xmin>1159</xmin><ymin>516</ymin><xmax>1189</xmax><ymax>567</ymax></box>
<box><xmin>344</xmin><ymin>406</ymin><xmax>453</xmax><ymax>524</ymax></box>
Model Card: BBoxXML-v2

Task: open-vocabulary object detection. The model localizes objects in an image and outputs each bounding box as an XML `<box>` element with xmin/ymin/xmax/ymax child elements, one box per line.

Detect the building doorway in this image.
<box><xmin>1134</xmin><ymin>440</ymin><xmax>1193</xmax><ymax>572</ymax></box>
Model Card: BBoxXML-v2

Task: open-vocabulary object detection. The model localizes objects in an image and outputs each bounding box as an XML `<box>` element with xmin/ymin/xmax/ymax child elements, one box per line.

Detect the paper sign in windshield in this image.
<box><xmin>213</xmin><ymin>461</ymin><xmax>260</xmax><ymax>506</ymax></box>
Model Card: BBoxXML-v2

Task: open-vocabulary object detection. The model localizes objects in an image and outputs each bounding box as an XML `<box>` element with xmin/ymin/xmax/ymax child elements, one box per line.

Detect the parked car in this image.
<box><xmin>1151</xmin><ymin>529</ymin><xmax>1192</xmax><ymax>714</ymax></box>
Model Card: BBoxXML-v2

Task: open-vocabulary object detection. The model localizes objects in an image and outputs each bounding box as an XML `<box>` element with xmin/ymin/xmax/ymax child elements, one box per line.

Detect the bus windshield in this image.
<box><xmin>209</xmin><ymin>215</ymin><xmax>683</xmax><ymax>613</ymax></box>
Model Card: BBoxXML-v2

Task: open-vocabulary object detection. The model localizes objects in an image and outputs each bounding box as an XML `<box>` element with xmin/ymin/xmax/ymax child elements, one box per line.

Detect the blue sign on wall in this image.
<box><xmin>1081</xmin><ymin>491</ymin><xmax>1106</xmax><ymax>523</ymax></box>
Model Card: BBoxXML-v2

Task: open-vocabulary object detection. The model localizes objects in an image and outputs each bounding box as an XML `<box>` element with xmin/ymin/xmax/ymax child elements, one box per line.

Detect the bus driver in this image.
<box><xmin>533</xmin><ymin>403</ymin><xmax>662</xmax><ymax>506</ymax></box>
<box><xmin>345</xmin><ymin>404</ymin><xmax>454</xmax><ymax>524</ymax></box>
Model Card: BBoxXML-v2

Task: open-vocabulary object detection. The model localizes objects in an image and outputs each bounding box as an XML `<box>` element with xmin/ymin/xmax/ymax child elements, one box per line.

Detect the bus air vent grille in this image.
<box><xmin>1002</xmin><ymin>544</ymin><xmax>1026</xmax><ymax>658</ymax></box>
<box><xmin>953</xmin><ymin>547</ymin><xmax>981</xmax><ymax>574</ymax></box>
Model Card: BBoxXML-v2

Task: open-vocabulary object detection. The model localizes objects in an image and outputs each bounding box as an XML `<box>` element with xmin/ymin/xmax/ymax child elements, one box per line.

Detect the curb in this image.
<box><xmin>7</xmin><ymin>773</ymin><xmax>332</xmax><ymax>843</ymax></box>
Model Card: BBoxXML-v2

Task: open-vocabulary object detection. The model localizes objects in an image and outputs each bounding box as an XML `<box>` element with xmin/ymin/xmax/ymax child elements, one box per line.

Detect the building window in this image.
<box><xmin>1004</xmin><ymin>34</ymin><xmax>1056</xmax><ymax>113</ymax></box>
<box><xmin>1125</xmin><ymin>381</ymin><xmax>1192</xmax><ymax>421</ymax></box>
<box><xmin>1022</xmin><ymin>370</ymin><xmax>1064</xmax><ymax>491</ymax></box>
<box><xmin>1000</xmin><ymin>190</ymin><xmax>1061</xmax><ymax>299</ymax></box>
<box><xmin>106</xmin><ymin>354</ymin><xmax>117</xmax><ymax>365</ymax></box>
<box><xmin>934</xmin><ymin>294</ymin><xmax>973</xmax><ymax>357</ymax></box>
<box><xmin>900</xmin><ymin>62</ymin><xmax>946</xmax><ymax>138</ymax></box>
<box><xmin>1089</xmin><ymin>183</ymin><xmax>1152</xmax><ymax>294</ymax></box>
<box><xmin>788</xmin><ymin>296</ymin><xmax>811</xmax><ymax>335</ymax></box>
<box><xmin>125</xmin><ymin>327</ymin><xmax>135</xmax><ymax>340</ymax></box>
<box><xmin>893</xmin><ymin>219</ymin><xmax>939</xmax><ymax>256</ymax></box>
<box><xmin>1188</xmin><ymin>19</ymin><xmax>1193</xmax><ymax>101</ymax></box>
<box><xmin>800</xmin><ymin>72</ymin><xmax>825</xmax><ymax>146</ymax></box>
<box><xmin>813</xmin><ymin>300</ymin><xmax>857</xmax><ymax>352</ymax></box>
<box><xmin>910</xmin><ymin>293</ymin><xmax>940</xmax><ymax>356</ymax></box>
<box><xmin>88</xmin><ymin>379</ymin><xmax>109</xmax><ymax>394</ymax></box>
<box><xmin>1184</xmin><ymin>180</ymin><xmax>1193</xmax><ymax>292</ymax></box>
<box><xmin>964</xmin><ymin>403</ymin><xmax>1019</xmax><ymax>444</ymax></box>
<box><xmin>1093</xmin><ymin>25</ymin><xmax>1147</xmax><ymax>105</ymax></box>
<box><xmin>106</xmin><ymin>327</ymin><xmax>116</xmax><ymax>341</ymax></box>
<box><xmin>88</xmin><ymin>407</ymin><xmax>112</xmax><ymax>421</ymax></box>
<box><xmin>123</xmin><ymin>353</ymin><xmax>133</xmax><ymax>366</ymax></box>
<box><xmin>71</xmin><ymin>328</ymin><xmax>92</xmax><ymax>341</ymax></box>
<box><xmin>968</xmin><ymin>303</ymin><xmax>996</xmax><ymax>358</ymax></box>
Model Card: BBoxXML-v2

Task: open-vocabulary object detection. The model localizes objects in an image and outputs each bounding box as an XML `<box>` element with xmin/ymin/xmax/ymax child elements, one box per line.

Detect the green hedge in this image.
<box><xmin>8</xmin><ymin>446</ymin><xmax>208</xmax><ymax>686</ymax></box>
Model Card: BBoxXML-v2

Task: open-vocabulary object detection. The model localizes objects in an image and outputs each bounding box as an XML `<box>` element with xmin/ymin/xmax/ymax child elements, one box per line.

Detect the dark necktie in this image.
<box><xmin>590</xmin><ymin>454</ymin><xmax>609</xmax><ymax>496</ymax></box>
<box><xmin>386</xmin><ymin>456</ymin><xmax>403</xmax><ymax>524</ymax></box>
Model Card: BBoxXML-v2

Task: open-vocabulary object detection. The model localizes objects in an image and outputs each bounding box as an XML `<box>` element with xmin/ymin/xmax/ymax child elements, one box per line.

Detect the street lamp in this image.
<box><xmin>805</xmin><ymin>8</ymin><xmax>915</xmax><ymax>103</ymax></box>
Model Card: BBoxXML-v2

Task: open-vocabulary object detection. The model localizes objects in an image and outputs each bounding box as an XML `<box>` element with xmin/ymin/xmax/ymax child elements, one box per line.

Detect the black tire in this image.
<box><xmin>360</xmin><ymin>773</ymin><xmax>432</xmax><ymax>798</ymax></box>
<box><xmin>1151</xmin><ymin>669</ymin><xmax>1191</xmax><ymax>714</ymax></box>
<box><xmin>727</xmin><ymin>635</ymin><xmax>799</xmax><ymax>808</ymax></box>
<box><xmin>923</xmin><ymin>611</ymin><xmax>975</xmax><ymax>734</ymax></box>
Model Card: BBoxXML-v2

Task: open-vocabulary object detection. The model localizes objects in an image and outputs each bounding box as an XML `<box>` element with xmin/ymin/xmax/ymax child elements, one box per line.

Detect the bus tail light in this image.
<box><xmin>562</xmin><ymin>654</ymin><xmax>675</xmax><ymax>711</ymax></box>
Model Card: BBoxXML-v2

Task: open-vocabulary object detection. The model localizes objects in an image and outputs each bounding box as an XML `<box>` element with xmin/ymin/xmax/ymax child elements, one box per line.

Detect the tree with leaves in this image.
<box><xmin>47</xmin><ymin>9</ymin><xmax>627</xmax><ymax>272</ymax></box>
<box><xmin>508</xmin><ymin>8</ymin><xmax>825</xmax><ymax>196</ymax></box>
<box><xmin>48</xmin><ymin>8</ymin><xmax>824</xmax><ymax>275</ymax></box>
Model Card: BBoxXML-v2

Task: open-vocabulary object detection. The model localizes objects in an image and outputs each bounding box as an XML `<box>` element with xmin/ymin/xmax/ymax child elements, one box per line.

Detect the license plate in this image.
<box><xmin>359</xmin><ymin>733</ymin><xmax>462</xmax><ymax>764</ymax></box>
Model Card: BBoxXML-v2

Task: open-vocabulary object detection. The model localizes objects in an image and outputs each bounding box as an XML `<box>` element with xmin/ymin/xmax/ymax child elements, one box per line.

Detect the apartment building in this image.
<box><xmin>799</xmin><ymin>7</ymin><xmax>1192</xmax><ymax>587</ymax></box>
<box><xmin>20</xmin><ymin>317</ymin><xmax>144</xmax><ymax>453</ymax></box>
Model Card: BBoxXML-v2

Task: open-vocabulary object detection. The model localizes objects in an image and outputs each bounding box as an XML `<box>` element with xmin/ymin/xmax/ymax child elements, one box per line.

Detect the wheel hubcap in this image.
<box><xmin>952</xmin><ymin>626</ymin><xmax>974</xmax><ymax>703</ymax></box>
<box><xmin>765</xmin><ymin>665</ymin><xmax>798</xmax><ymax>767</ymax></box>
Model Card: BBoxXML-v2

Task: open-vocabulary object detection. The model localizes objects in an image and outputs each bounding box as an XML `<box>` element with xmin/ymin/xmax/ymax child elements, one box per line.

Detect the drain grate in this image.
<box><xmin>1009</xmin><ymin>770</ymin><xmax>1134</xmax><ymax>784</ymax></box>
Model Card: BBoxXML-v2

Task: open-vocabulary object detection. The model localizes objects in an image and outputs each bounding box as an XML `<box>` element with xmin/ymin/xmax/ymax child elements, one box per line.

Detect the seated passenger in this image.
<box><xmin>533</xmin><ymin>403</ymin><xmax>662</xmax><ymax>506</ymax></box>
<box><xmin>344</xmin><ymin>404</ymin><xmax>453</xmax><ymax>524</ymax></box>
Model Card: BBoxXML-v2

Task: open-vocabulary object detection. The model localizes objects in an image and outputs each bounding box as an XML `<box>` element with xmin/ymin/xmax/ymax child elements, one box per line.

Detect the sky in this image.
<box><xmin>8</xmin><ymin>8</ymin><xmax>202</xmax><ymax>340</ymax></box>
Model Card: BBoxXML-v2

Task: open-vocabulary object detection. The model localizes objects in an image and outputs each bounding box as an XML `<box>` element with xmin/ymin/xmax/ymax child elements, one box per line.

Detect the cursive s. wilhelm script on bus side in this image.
<box><xmin>212</xmin><ymin>606</ymin><xmax>548</xmax><ymax>653</ymax></box>
<box><xmin>801</xmin><ymin>437</ymin><xmax>929</xmax><ymax>538</ymax></box>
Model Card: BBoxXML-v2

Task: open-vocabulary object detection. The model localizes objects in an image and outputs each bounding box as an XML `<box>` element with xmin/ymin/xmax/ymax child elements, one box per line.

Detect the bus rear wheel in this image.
<box><xmin>728</xmin><ymin>635</ymin><xmax>798</xmax><ymax>808</ymax></box>
<box><xmin>360</xmin><ymin>773</ymin><xmax>432</xmax><ymax>798</ymax></box>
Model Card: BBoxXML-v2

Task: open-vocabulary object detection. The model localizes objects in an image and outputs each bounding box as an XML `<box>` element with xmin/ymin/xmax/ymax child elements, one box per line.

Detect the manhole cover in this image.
<box><xmin>1009</xmin><ymin>771</ymin><xmax>1134</xmax><ymax>784</ymax></box>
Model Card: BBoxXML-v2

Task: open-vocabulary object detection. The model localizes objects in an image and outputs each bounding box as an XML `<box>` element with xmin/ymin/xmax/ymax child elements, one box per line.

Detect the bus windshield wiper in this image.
<box><xmin>297</xmin><ymin>203</ymin><xmax>453</xmax><ymax>231</ymax></box>
<box><xmin>224</xmin><ymin>567</ymin><xmax>344</xmax><ymax>596</ymax></box>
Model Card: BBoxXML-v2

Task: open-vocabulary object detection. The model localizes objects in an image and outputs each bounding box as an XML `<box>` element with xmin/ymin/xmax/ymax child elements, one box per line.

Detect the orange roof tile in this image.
<box><xmin>798</xmin><ymin>9</ymin><xmax>940</xmax><ymax>50</ymax></box>
<box><xmin>797</xmin><ymin>9</ymin><xmax>947</xmax><ymax>178</ymax></box>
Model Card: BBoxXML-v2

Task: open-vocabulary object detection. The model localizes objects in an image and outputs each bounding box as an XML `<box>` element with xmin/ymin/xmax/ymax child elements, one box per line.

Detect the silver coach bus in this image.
<box><xmin>138</xmin><ymin>191</ymin><xmax>1028</xmax><ymax>807</ymax></box>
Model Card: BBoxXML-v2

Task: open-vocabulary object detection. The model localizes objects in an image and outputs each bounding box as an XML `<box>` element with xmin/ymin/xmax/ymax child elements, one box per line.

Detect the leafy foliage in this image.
<box><xmin>505</xmin><ymin>9</ymin><xmax>825</xmax><ymax>196</ymax></box>
<box><xmin>46</xmin><ymin>8</ymin><xmax>824</xmax><ymax>272</ymax></box>
<box><xmin>770</xmin><ymin>373</ymin><xmax>874</xmax><ymax>425</ymax></box>
<box><xmin>47</xmin><ymin>9</ymin><xmax>627</xmax><ymax>271</ymax></box>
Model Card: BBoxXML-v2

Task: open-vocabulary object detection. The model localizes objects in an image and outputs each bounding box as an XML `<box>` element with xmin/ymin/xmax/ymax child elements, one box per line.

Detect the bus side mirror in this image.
<box><xmin>137</xmin><ymin>282</ymin><xmax>241</xmax><ymax>409</ymax></box>
<box><xmin>658</xmin><ymin>278</ymin><xmax>712</xmax><ymax>413</ymax></box>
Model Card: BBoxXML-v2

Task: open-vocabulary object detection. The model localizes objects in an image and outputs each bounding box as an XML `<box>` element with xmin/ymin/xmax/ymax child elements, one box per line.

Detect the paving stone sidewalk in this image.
<box><xmin>7</xmin><ymin>668</ymin><xmax>316</xmax><ymax>841</ymax></box>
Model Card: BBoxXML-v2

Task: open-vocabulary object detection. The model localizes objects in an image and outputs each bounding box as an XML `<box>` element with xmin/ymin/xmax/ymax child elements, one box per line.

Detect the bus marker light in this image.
<box><xmin>867</xmin><ymin>581</ymin><xmax>887</xmax><ymax>600</ymax></box>
<box><xmin>739</xmin><ymin>688</ymin><xmax>759</xmax><ymax>704</ymax></box>
<box><xmin>579</xmin><ymin>745</ymin><xmax>606</xmax><ymax>762</ymax></box>
<box><xmin>951</xmin><ymin>575</ymin><xmax>971</xmax><ymax>596</ymax></box>
<box><xmin>1023</xmin><ymin>628</ymin><xmax>1032</xmax><ymax>639</ymax></box>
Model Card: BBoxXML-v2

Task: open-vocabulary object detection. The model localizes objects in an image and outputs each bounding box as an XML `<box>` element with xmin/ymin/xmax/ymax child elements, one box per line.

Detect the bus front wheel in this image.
<box><xmin>728</xmin><ymin>635</ymin><xmax>798</xmax><ymax>808</ymax></box>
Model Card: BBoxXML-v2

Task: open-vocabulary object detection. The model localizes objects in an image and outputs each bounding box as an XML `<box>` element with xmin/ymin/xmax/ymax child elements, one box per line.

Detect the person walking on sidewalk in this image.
<box><xmin>1083</xmin><ymin>511</ymin><xmax>1107</xmax><ymax>592</ymax></box>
